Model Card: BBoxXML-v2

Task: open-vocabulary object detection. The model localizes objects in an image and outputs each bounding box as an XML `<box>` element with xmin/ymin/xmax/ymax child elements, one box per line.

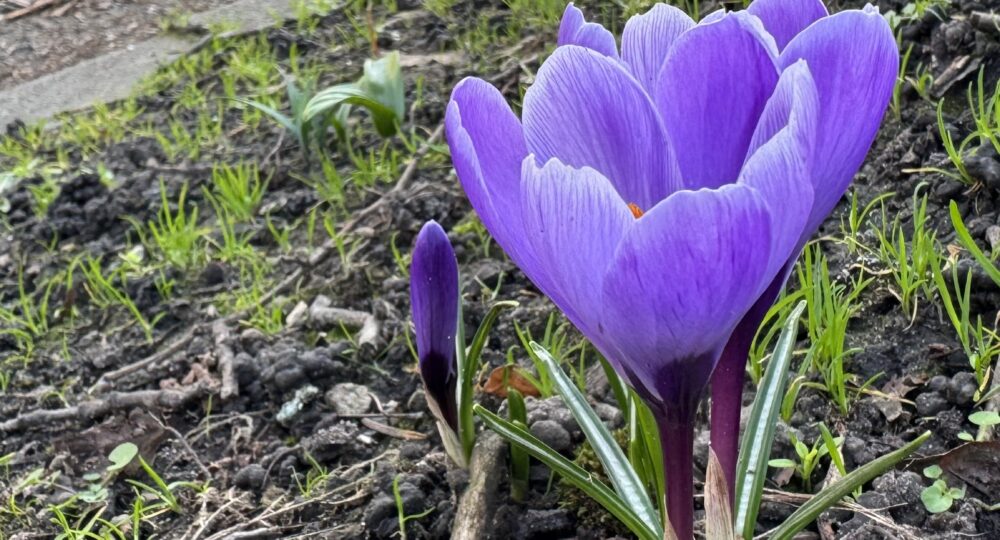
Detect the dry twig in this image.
<box><xmin>0</xmin><ymin>384</ymin><xmax>208</xmax><ymax>432</ymax></box>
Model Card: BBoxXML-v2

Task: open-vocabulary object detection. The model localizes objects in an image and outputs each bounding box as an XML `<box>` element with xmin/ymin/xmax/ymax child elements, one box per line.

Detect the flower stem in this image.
<box><xmin>711</xmin><ymin>268</ymin><xmax>791</xmax><ymax>497</ymax></box>
<box><xmin>709</xmin><ymin>322</ymin><xmax>754</xmax><ymax>498</ymax></box>
<box><xmin>657</xmin><ymin>409</ymin><xmax>695</xmax><ymax>540</ymax></box>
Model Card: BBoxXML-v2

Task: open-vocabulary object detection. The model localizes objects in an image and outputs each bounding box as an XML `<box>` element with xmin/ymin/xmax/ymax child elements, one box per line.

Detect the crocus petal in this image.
<box><xmin>519</xmin><ymin>157</ymin><xmax>631</xmax><ymax>356</ymax></box>
<box><xmin>600</xmin><ymin>184</ymin><xmax>772</xmax><ymax>407</ymax></box>
<box><xmin>523</xmin><ymin>46</ymin><xmax>681</xmax><ymax>209</ymax></box>
<box><xmin>557</xmin><ymin>2</ymin><xmax>619</xmax><ymax>59</ymax></box>
<box><xmin>779</xmin><ymin>6</ymin><xmax>898</xmax><ymax>234</ymax></box>
<box><xmin>657</xmin><ymin>12</ymin><xmax>779</xmax><ymax>190</ymax></box>
<box><xmin>621</xmin><ymin>4</ymin><xmax>694</xmax><ymax>94</ymax></box>
<box><xmin>410</xmin><ymin>220</ymin><xmax>459</xmax><ymax>428</ymax></box>
<box><xmin>747</xmin><ymin>0</ymin><xmax>828</xmax><ymax>50</ymax></box>
<box><xmin>446</xmin><ymin>78</ymin><xmax>535</xmax><ymax>269</ymax></box>
<box><xmin>738</xmin><ymin>61</ymin><xmax>818</xmax><ymax>282</ymax></box>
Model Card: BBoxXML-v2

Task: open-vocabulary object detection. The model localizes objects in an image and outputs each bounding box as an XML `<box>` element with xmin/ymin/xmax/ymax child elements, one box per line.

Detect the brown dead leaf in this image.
<box><xmin>481</xmin><ymin>365</ymin><xmax>542</xmax><ymax>398</ymax></box>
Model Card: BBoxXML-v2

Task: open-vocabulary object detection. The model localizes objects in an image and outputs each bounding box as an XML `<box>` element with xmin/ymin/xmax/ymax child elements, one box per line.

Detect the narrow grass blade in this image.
<box><xmin>734</xmin><ymin>300</ymin><xmax>806</xmax><ymax>538</ymax></box>
<box><xmin>530</xmin><ymin>342</ymin><xmax>663</xmax><ymax>537</ymax></box>
<box><xmin>457</xmin><ymin>300</ymin><xmax>518</xmax><ymax>462</ymax></box>
<box><xmin>950</xmin><ymin>200</ymin><xmax>1000</xmax><ymax>286</ymax></box>
<box><xmin>231</xmin><ymin>98</ymin><xmax>301</xmax><ymax>144</ymax></box>
<box><xmin>767</xmin><ymin>431</ymin><xmax>930</xmax><ymax>540</ymax></box>
<box><xmin>474</xmin><ymin>404</ymin><xmax>660</xmax><ymax>540</ymax></box>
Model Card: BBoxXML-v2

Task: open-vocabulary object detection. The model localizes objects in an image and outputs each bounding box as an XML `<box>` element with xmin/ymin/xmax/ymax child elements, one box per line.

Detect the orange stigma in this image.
<box><xmin>628</xmin><ymin>203</ymin><xmax>644</xmax><ymax>219</ymax></box>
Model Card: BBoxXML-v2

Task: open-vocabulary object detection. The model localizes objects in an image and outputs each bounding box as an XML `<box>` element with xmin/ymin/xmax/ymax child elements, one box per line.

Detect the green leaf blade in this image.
<box><xmin>734</xmin><ymin>300</ymin><xmax>807</xmax><ymax>538</ymax></box>
<box><xmin>529</xmin><ymin>342</ymin><xmax>663</xmax><ymax>537</ymax></box>
<box><xmin>474</xmin><ymin>404</ymin><xmax>660</xmax><ymax>540</ymax></box>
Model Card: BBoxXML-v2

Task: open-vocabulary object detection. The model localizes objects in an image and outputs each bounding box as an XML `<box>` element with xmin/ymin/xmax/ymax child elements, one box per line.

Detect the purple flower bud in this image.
<box><xmin>410</xmin><ymin>220</ymin><xmax>460</xmax><ymax>433</ymax></box>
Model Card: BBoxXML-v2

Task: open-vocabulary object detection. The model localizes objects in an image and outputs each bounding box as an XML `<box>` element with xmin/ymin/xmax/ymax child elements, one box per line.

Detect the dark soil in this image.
<box><xmin>1</xmin><ymin>0</ymin><xmax>1000</xmax><ymax>539</ymax></box>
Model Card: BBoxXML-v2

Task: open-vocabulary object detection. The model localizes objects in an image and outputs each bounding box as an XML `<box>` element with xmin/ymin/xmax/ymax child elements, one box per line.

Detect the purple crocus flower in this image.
<box><xmin>410</xmin><ymin>220</ymin><xmax>462</xmax><ymax>460</ymax></box>
<box><xmin>446</xmin><ymin>0</ymin><xmax>895</xmax><ymax>536</ymax></box>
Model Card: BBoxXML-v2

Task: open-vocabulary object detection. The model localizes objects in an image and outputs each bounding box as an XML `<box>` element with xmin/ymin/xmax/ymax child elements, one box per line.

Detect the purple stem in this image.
<box><xmin>709</xmin><ymin>319</ymin><xmax>755</xmax><ymax>498</ymax></box>
<box><xmin>658</xmin><ymin>408</ymin><xmax>696</xmax><ymax>540</ymax></box>
<box><xmin>710</xmin><ymin>266</ymin><xmax>793</xmax><ymax>496</ymax></box>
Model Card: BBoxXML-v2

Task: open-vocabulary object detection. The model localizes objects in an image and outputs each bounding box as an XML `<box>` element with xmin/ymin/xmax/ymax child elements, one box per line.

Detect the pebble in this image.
<box><xmin>285</xmin><ymin>301</ymin><xmax>309</xmax><ymax>327</ymax></box>
<box><xmin>873</xmin><ymin>471</ymin><xmax>926</xmax><ymax>526</ymax></box>
<box><xmin>517</xmin><ymin>508</ymin><xmax>574</xmax><ymax>539</ymax></box>
<box><xmin>529</xmin><ymin>420</ymin><xmax>571</xmax><ymax>453</ymax></box>
<box><xmin>592</xmin><ymin>402</ymin><xmax>623</xmax><ymax>429</ymax></box>
<box><xmin>233</xmin><ymin>464</ymin><xmax>266</xmax><ymax>490</ymax></box>
<box><xmin>915</xmin><ymin>391</ymin><xmax>949</xmax><ymax>416</ymax></box>
<box><xmin>947</xmin><ymin>372</ymin><xmax>978</xmax><ymax>405</ymax></box>
<box><xmin>844</xmin><ymin>436</ymin><xmax>876</xmax><ymax>467</ymax></box>
<box><xmin>967</xmin><ymin>154</ymin><xmax>1000</xmax><ymax>190</ymax></box>
<box><xmin>525</xmin><ymin>396</ymin><xmax>577</xmax><ymax>437</ymax></box>
<box><xmin>927</xmin><ymin>375</ymin><xmax>949</xmax><ymax>393</ymax></box>
<box><xmin>326</xmin><ymin>383</ymin><xmax>373</xmax><ymax>415</ymax></box>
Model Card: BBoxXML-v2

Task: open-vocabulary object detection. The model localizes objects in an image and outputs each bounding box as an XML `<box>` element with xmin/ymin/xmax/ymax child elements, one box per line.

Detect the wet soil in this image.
<box><xmin>1</xmin><ymin>0</ymin><xmax>1000</xmax><ymax>539</ymax></box>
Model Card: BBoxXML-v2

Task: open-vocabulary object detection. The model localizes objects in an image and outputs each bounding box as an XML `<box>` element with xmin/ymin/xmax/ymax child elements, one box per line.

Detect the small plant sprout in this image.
<box><xmin>392</xmin><ymin>474</ymin><xmax>434</xmax><ymax>540</ymax></box>
<box><xmin>451</xmin><ymin>1</ymin><xmax>904</xmax><ymax>536</ymax></box>
<box><xmin>921</xmin><ymin>465</ymin><xmax>966</xmax><ymax>513</ymax></box>
<box><xmin>409</xmin><ymin>221</ymin><xmax>516</xmax><ymax>467</ymax></box>
<box><xmin>767</xmin><ymin>431</ymin><xmax>840</xmax><ymax>492</ymax></box>
<box><xmin>958</xmin><ymin>410</ymin><xmax>1000</xmax><ymax>442</ymax></box>
<box><xmin>506</xmin><ymin>388</ymin><xmax>530</xmax><ymax>502</ymax></box>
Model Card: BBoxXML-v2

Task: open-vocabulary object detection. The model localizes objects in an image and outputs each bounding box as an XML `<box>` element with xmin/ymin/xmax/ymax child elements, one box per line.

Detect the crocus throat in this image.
<box><xmin>627</xmin><ymin>203</ymin><xmax>644</xmax><ymax>219</ymax></box>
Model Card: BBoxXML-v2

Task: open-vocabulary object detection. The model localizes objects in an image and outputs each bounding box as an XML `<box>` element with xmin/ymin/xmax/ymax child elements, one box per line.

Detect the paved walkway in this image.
<box><xmin>0</xmin><ymin>0</ymin><xmax>298</xmax><ymax>128</ymax></box>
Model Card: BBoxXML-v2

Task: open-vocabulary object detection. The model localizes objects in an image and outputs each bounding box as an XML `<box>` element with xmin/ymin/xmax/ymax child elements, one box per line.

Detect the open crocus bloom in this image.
<box><xmin>410</xmin><ymin>220</ymin><xmax>465</xmax><ymax>465</ymax></box>
<box><xmin>446</xmin><ymin>0</ymin><xmax>896</xmax><ymax>536</ymax></box>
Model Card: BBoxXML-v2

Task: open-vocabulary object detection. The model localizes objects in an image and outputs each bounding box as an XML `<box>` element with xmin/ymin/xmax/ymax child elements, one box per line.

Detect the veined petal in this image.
<box><xmin>446</xmin><ymin>78</ymin><xmax>535</xmax><ymax>268</ymax></box>
<box><xmin>657</xmin><ymin>12</ymin><xmax>779</xmax><ymax>190</ymax></box>
<box><xmin>523</xmin><ymin>46</ymin><xmax>681</xmax><ymax>209</ymax></box>
<box><xmin>738</xmin><ymin>60</ymin><xmax>818</xmax><ymax>282</ymax></box>
<box><xmin>621</xmin><ymin>4</ymin><xmax>694</xmax><ymax>94</ymax></box>
<box><xmin>410</xmin><ymin>220</ymin><xmax>459</xmax><ymax>429</ymax></box>
<box><xmin>601</xmin><ymin>184</ymin><xmax>773</xmax><ymax>407</ymax></box>
<box><xmin>747</xmin><ymin>0</ymin><xmax>828</xmax><ymax>50</ymax></box>
<box><xmin>779</xmin><ymin>6</ymin><xmax>898</xmax><ymax>234</ymax></box>
<box><xmin>557</xmin><ymin>3</ymin><xmax>618</xmax><ymax>59</ymax></box>
<box><xmin>519</xmin><ymin>156</ymin><xmax>632</xmax><ymax>358</ymax></box>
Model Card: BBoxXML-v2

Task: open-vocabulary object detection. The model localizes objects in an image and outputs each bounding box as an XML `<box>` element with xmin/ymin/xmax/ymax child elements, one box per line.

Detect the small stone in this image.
<box><xmin>326</xmin><ymin>383</ymin><xmax>372</xmax><ymax>415</ymax></box>
<box><xmin>301</xmin><ymin>349</ymin><xmax>340</xmax><ymax>378</ymax></box>
<box><xmin>874</xmin><ymin>471</ymin><xmax>926</xmax><ymax>526</ymax></box>
<box><xmin>201</xmin><ymin>262</ymin><xmax>226</xmax><ymax>286</ymax></box>
<box><xmin>915</xmin><ymin>391</ymin><xmax>949</xmax><ymax>416</ymax></box>
<box><xmin>233</xmin><ymin>464</ymin><xmax>266</xmax><ymax>490</ymax></box>
<box><xmin>286</xmin><ymin>301</ymin><xmax>309</xmax><ymax>327</ymax></box>
<box><xmin>947</xmin><ymin>372</ymin><xmax>978</xmax><ymax>405</ymax></box>
<box><xmin>271</xmin><ymin>365</ymin><xmax>306</xmax><ymax>392</ymax></box>
<box><xmin>363</xmin><ymin>495</ymin><xmax>397</xmax><ymax>529</ymax></box>
<box><xmin>966</xmin><ymin>154</ymin><xmax>1000</xmax><ymax>189</ymax></box>
<box><xmin>529</xmin><ymin>420</ymin><xmax>571</xmax><ymax>453</ymax></box>
<box><xmin>844</xmin><ymin>436</ymin><xmax>876</xmax><ymax>467</ymax></box>
<box><xmin>927</xmin><ymin>375</ymin><xmax>949</xmax><ymax>393</ymax></box>
<box><xmin>592</xmin><ymin>402</ymin><xmax>623</xmax><ymax>429</ymax></box>
<box><xmin>518</xmin><ymin>508</ymin><xmax>574</xmax><ymax>539</ymax></box>
<box><xmin>987</xmin><ymin>225</ymin><xmax>1000</xmax><ymax>253</ymax></box>
<box><xmin>276</xmin><ymin>385</ymin><xmax>320</xmax><ymax>426</ymax></box>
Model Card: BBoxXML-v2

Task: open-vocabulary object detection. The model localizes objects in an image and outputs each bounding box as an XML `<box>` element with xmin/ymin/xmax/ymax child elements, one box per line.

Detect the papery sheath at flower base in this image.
<box><xmin>409</xmin><ymin>220</ymin><xmax>465</xmax><ymax>467</ymax></box>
